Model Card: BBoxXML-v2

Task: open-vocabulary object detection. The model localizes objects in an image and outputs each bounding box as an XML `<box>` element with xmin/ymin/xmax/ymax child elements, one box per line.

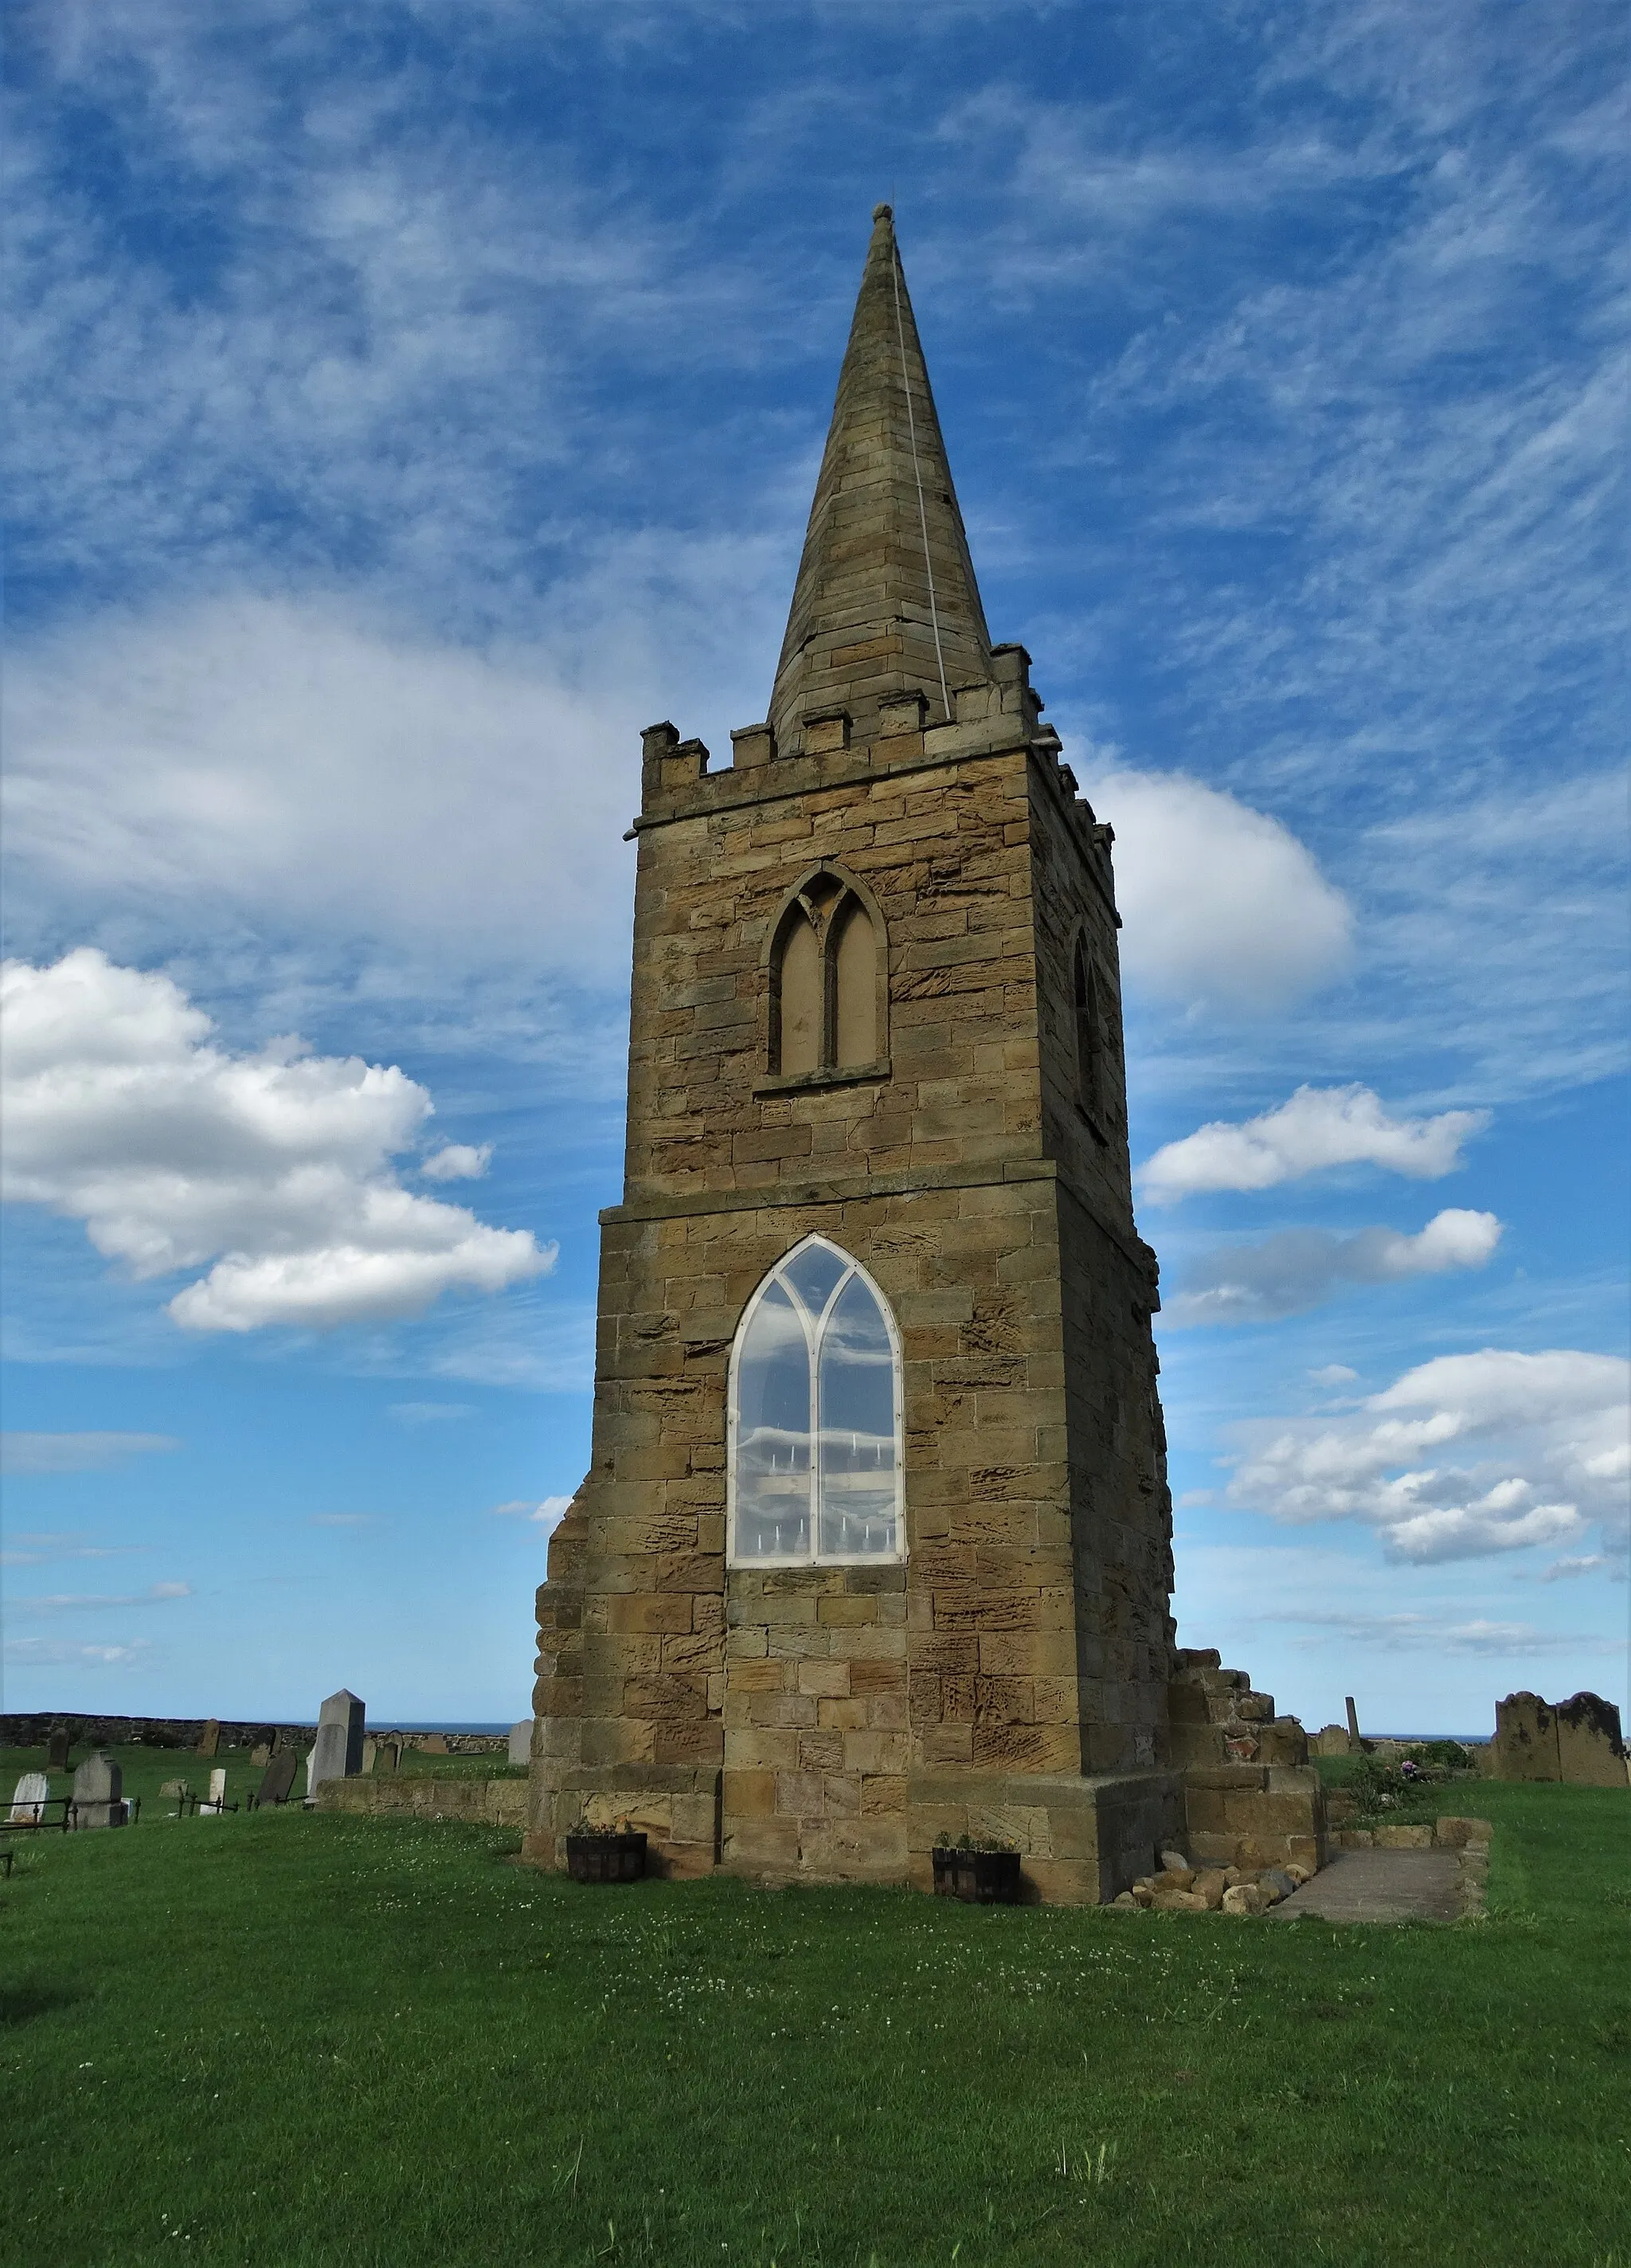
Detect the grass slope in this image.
<box><xmin>2</xmin><ymin>1748</ymin><xmax>1625</xmax><ymax>2267</ymax></box>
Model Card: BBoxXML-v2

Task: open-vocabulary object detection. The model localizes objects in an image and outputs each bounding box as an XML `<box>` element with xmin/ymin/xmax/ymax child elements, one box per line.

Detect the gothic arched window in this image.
<box><xmin>769</xmin><ymin>873</ymin><xmax>881</xmax><ymax>1076</ymax></box>
<box><xmin>1073</xmin><ymin>934</ymin><xmax>1103</xmax><ymax>1122</ymax></box>
<box><xmin>728</xmin><ymin>1236</ymin><xmax>904</xmax><ymax>1566</ymax></box>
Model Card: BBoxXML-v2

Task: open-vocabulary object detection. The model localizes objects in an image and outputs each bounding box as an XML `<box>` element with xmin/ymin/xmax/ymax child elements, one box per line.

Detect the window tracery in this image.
<box><xmin>728</xmin><ymin>1236</ymin><xmax>903</xmax><ymax>1566</ymax></box>
<box><xmin>769</xmin><ymin>872</ymin><xmax>882</xmax><ymax>1076</ymax></box>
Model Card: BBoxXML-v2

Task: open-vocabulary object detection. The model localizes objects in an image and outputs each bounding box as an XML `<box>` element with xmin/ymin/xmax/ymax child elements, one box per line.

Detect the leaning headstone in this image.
<box><xmin>197</xmin><ymin>1720</ymin><xmax>221</xmax><ymax>1758</ymax></box>
<box><xmin>256</xmin><ymin>1750</ymin><xmax>298</xmax><ymax>1808</ymax></box>
<box><xmin>71</xmin><ymin>1751</ymin><xmax>123</xmax><ymax>1829</ymax></box>
<box><xmin>1554</xmin><ymin>1692</ymin><xmax>1628</xmax><ymax>1788</ymax></box>
<box><xmin>9</xmin><ymin>1772</ymin><xmax>49</xmax><ymax>1824</ymax></box>
<box><xmin>47</xmin><ymin>1725</ymin><xmax>72</xmax><ymax>1771</ymax></box>
<box><xmin>508</xmin><ymin>1718</ymin><xmax>534</xmax><ymax>1769</ymax></box>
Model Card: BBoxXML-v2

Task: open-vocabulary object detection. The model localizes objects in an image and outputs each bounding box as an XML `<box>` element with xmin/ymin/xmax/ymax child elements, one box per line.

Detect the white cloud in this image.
<box><xmin>1140</xmin><ymin>1083</ymin><xmax>1488</xmax><ymax>1202</ymax></box>
<box><xmin>492</xmin><ymin>1493</ymin><xmax>575</xmax><ymax>1526</ymax></box>
<box><xmin>1226</xmin><ymin>1346</ymin><xmax>1629</xmax><ymax>1563</ymax></box>
<box><xmin>1091</xmin><ymin>769</ymin><xmax>1354</xmax><ymax>1014</ymax></box>
<box><xmin>2</xmin><ymin>1638</ymin><xmax>153</xmax><ymax>1669</ymax></box>
<box><xmin>1309</xmin><ymin>1364</ymin><xmax>1359</xmax><ymax>1385</ymax></box>
<box><xmin>420</xmin><ymin>1145</ymin><xmax>491</xmax><ymax>1182</ymax></box>
<box><xmin>0</xmin><ymin>1431</ymin><xmax>181</xmax><ymax>1475</ymax></box>
<box><xmin>1265</xmin><ymin>1610</ymin><xmax>1614</xmax><ymax>1657</ymax></box>
<box><xmin>1541</xmin><ymin>1554</ymin><xmax>1625</xmax><ymax>1584</ymax></box>
<box><xmin>0</xmin><ymin>947</ymin><xmax>553</xmax><ymax>1330</ymax></box>
<box><xmin>1168</xmin><ymin>1207</ymin><xmax>1502</xmax><ymax>1325</ymax></box>
<box><xmin>0</xmin><ymin>1533</ymin><xmax>142</xmax><ymax>1569</ymax></box>
<box><xmin>9</xmin><ymin>1582</ymin><xmax>192</xmax><ymax>1614</ymax></box>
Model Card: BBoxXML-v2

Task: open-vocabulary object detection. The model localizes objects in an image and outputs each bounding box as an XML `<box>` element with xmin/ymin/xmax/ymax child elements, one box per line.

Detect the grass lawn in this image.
<box><xmin>2</xmin><ymin>1747</ymin><xmax>1625</xmax><ymax>2267</ymax></box>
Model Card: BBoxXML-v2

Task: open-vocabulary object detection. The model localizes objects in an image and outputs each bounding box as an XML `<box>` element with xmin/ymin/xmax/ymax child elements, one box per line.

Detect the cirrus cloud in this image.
<box><xmin>0</xmin><ymin>947</ymin><xmax>553</xmax><ymax>1331</ymax></box>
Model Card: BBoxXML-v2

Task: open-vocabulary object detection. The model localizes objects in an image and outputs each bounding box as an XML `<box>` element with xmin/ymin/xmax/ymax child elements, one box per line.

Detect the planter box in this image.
<box><xmin>565</xmin><ymin>1831</ymin><xmax>647</xmax><ymax>1885</ymax></box>
<box><xmin>932</xmin><ymin>1847</ymin><xmax>1022</xmax><ymax>1904</ymax></box>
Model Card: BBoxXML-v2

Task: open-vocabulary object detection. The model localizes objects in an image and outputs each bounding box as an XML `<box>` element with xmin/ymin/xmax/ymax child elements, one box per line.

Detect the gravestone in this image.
<box><xmin>1493</xmin><ymin>1692</ymin><xmax>1560</xmax><ymax>1780</ymax></box>
<box><xmin>250</xmin><ymin>1744</ymin><xmax>271</xmax><ymax>1768</ymax></box>
<box><xmin>256</xmin><ymin>1750</ymin><xmax>298</xmax><ymax>1808</ymax></box>
<box><xmin>307</xmin><ymin>1689</ymin><xmax>366</xmax><ymax>1796</ymax></box>
<box><xmin>9</xmin><ymin>1772</ymin><xmax>49</xmax><ymax>1824</ymax></box>
<box><xmin>417</xmin><ymin>1733</ymin><xmax>448</xmax><ymax>1755</ymax></box>
<box><xmin>507</xmin><ymin>1719</ymin><xmax>534</xmax><ymax>1769</ymax></box>
<box><xmin>47</xmin><ymin>1725</ymin><xmax>72</xmax><ymax>1771</ymax></box>
<box><xmin>197</xmin><ymin>1720</ymin><xmax>221</xmax><ymax>1758</ymax></box>
<box><xmin>361</xmin><ymin>1737</ymin><xmax>377</xmax><ymax>1775</ymax></box>
<box><xmin>208</xmin><ymin>1768</ymin><xmax>227</xmax><ymax>1808</ymax></box>
<box><xmin>377</xmin><ymin>1741</ymin><xmax>401</xmax><ymax>1775</ymax></box>
<box><xmin>1555</xmin><ymin>1692</ymin><xmax>1628</xmax><ymax>1786</ymax></box>
<box><xmin>72</xmin><ymin>1752</ymin><xmax>123</xmax><ymax>1830</ymax></box>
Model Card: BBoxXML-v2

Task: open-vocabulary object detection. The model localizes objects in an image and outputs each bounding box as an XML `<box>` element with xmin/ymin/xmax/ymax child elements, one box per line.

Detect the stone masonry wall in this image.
<box><xmin>528</xmin><ymin>654</ymin><xmax>1179</xmax><ymax>1896</ymax></box>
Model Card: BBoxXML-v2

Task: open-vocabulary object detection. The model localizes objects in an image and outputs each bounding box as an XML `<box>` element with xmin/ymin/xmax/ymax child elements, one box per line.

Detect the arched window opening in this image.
<box><xmin>831</xmin><ymin>896</ymin><xmax>877</xmax><ymax>1067</ymax></box>
<box><xmin>778</xmin><ymin>905</ymin><xmax>823</xmax><ymax>1076</ymax></box>
<box><xmin>1074</xmin><ymin>935</ymin><xmax>1102</xmax><ymax>1118</ymax></box>
<box><xmin>729</xmin><ymin>1236</ymin><xmax>904</xmax><ymax>1566</ymax></box>
<box><xmin>769</xmin><ymin>872</ymin><xmax>883</xmax><ymax>1076</ymax></box>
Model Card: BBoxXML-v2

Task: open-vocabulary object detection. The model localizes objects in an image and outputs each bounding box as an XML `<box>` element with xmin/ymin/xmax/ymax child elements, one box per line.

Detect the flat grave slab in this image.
<box><xmin>1269</xmin><ymin>1847</ymin><xmax>1461</xmax><ymax>1923</ymax></box>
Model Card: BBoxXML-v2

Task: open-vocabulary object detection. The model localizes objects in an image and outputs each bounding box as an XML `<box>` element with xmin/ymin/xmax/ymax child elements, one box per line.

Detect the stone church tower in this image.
<box><xmin>526</xmin><ymin>207</ymin><xmax>1215</xmax><ymax>1901</ymax></box>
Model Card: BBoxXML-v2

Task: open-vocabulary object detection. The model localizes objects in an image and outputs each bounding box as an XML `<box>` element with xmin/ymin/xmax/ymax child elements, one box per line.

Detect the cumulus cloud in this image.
<box><xmin>420</xmin><ymin>1145</ymin><xmax>491</xmax><ymax>1182</ymax></box>
<box><xmin>0</xmin><ymin>1431</ymin><xmax>181</xmax><ymax>1475</ymax></box>
<box><xmin>1090</xmin><ymin>770</ymin><xmax>1354</xmax><ymax>1014</ymax></box>
<box><xmin>0</xmin><ymin>947</ymin><xmax>553</xmax><ymax>1331</ymax></box>
<box><xmin>1226</xmin><ymin>1347</ymin><xmax>1629</xmax><ymax>1564</ymax></box>
<box><xmin>1309</xmin><ymin>1364</ymin><xmax>1359</xmax><ymax>1386</ymax></box>
<box><xmin>492</xmin><ymin>1493</ymin><xmax>575</xmax><ymax>1526</ymax></box>
<box><xmin>1168</xmin><ymin>1208</ymin><xmax>1502</xmax><ymax>1325</ymax></box>
<box><xmin>1140</xmin><ymin>1083</ymin><xmax>1488</xmax><ymax>1202</ymax></box>
<box><xmin>1541</xmin><ymin>1554</ymin><xmax>1625</xmax><ymax>1584</ymax></box>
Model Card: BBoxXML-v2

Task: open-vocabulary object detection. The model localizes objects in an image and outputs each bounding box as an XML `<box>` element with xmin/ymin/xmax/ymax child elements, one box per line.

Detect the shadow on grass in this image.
<box><xmin>0</xmin><ymin>1982</ymin><xmax>83</xmax><ymax>2027</ymax></box>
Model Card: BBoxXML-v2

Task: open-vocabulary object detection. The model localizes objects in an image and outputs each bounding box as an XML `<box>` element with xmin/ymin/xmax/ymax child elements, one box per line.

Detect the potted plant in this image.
<box><xmin>565</xmin><ymin>1816</ymin><xmax>648</xmax><ymax>1884</ymax></box>
<box><xmin>931</xmin><ymin>1832</ymin><xmax>1022</xmax><ymax>1905</ymax></box>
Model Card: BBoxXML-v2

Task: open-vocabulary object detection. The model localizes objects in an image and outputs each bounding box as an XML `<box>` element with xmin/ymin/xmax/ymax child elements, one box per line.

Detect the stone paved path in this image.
<box><xmin>1269</xmin><ymin>1847</ymin><xmax>1462</xmax><ymax>1923</ymax></box>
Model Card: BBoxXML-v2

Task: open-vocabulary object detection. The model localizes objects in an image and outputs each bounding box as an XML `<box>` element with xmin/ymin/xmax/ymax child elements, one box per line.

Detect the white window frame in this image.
<box><xmin>726</xmin><ymin>1233</ymin><xmax>906</xmax><ymax>1569</ymax></box>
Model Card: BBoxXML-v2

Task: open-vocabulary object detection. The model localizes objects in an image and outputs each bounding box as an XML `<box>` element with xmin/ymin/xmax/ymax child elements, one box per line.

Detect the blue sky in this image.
<box><xmin>3</xmin><ymin>0</ymin><xmax>1625</xmax><ymax>1733</ymax></box>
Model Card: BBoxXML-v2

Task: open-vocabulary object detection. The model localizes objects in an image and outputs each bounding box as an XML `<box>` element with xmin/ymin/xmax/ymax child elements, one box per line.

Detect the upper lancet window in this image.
<box><xmin>728</xmin><ymin>1236</ymin><xmax>904</xmax><ymax>1567</ymax></box>
<box><xmin>769</xmin><ymin>872</ymin><xmax>882</xmax><ymax>1077</ymax></box>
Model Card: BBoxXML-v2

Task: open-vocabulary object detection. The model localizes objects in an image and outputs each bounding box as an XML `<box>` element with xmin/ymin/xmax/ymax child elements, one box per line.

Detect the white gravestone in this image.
<box><xmin>508</xmin><ymin>1719</ymin><xmax>534</xmax><ymax>1769</ymax></box>
<box><xmin>9</xmin><ymin>1772</ymin><xmax>49</xmax><ymax>1824</ymax></box>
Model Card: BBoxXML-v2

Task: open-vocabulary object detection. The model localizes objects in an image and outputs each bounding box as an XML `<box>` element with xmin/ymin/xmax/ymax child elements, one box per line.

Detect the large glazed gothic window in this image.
<box><xmin>728</xmin><ymin>1236</ymin><xmax>904</xmax><ymax>1566</ymax></box>
<box><xmin>769</xmin><ymin>873</ymin><xmax>880</xmax><ymax>1076</ymax></box>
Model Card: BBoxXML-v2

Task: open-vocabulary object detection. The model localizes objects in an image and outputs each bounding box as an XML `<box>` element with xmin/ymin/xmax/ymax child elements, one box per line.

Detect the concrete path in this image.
<box><xmin>1269</xmin><ymin>1846</ymin><xmax>1462</xmax><ymax>1923</ymax></box>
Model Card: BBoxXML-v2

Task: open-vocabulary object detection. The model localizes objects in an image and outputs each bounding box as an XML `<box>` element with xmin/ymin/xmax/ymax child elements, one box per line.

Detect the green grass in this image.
<box><xmin>2</xmin><ymin>1748</ymin><xmax>1625</xmax><ymax>2267</ymax></box>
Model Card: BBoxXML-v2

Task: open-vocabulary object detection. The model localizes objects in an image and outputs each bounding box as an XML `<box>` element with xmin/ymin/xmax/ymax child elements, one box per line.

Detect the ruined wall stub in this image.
<box><xmin>527</xmin><ymin>207</ymin><xmax>1179</xmax><ymax>1902</ymax></box>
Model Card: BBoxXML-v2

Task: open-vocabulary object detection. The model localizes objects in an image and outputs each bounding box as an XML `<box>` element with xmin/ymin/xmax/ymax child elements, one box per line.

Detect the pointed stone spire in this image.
<box><xmin>769</xmin><ymin>206</ymin><xmax>994</xmax><ymax>754</ymax></box>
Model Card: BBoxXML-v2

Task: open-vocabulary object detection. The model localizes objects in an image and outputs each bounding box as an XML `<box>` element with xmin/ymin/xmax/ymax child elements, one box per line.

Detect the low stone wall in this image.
<box><xmin>315</xmin><ymin>1776</ymin><xmax>526</xmax><ymax>1828</ymax></box>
